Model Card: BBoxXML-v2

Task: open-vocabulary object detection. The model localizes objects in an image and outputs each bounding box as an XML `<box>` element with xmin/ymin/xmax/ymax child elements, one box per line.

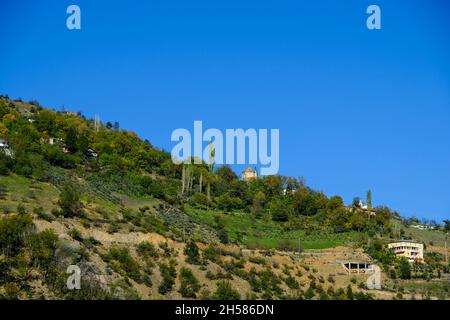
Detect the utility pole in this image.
<box><xmin>366</xmin><ymin>190</ymin><xmax>372</xmax><ymax>250</ymax></box>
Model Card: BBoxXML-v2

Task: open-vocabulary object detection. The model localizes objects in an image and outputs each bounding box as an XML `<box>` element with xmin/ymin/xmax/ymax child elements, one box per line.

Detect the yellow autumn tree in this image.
<box><xmin>0</xmin><ymin>122</ymin><xmax>8</xmax><ymax>138</ymax></box>
<box><xmin>2</xmin><ymin>110</ymin><xmax>18</xmax><ymax>127</ymax></box>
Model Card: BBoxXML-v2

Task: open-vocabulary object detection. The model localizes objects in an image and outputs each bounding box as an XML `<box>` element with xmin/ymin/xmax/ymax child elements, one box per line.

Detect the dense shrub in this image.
<box><xmin>33</xmin><ymin>207</ymin><xmax>55</xmax><ymax>222</ymax></box>
<box><xmin>158</xmin><ymin>260</ymin><xmax>177</xmax><ymax>295</ymax></box>
<box><xmin>137</xmin><ymin>241</ymin><xmax>159</xmax><ymax>259</ymax></box>
<box><xmin>258</xmin><ymin>269</ymin><xmax>283</xmax><ymax>297</ymax></box>
<box><xmin>212</xmin><ymin>281</ymin><xmax>241</xmax><ymax>300</ymax></box>
<box><xmin>189</xmin><ymin>192</ymin><xmax>209</xmax><ymax>208</ymax></box>
<box><xmin>398</xmin><ymin>257</ymin><xmax>412</xmax><ymax>279</ymax></box>
<box><xmin>179</xmin><ymin>267</ymin><xmax>201</xmax><ymax>298</ymax></box>
<box><xmin>184</xmin><ymin>239</ymin><xmax>201</xmax><ymax>265</ymax></box>
<box><xmin>0</xmin><ymin>214</ymin><xmax>34</xmax><ymax>257</ymax></box>
<box><xmin>28</xmin><ymin>229</ymin><xmax>59</xmax><ymax>274</ymax></box>
<box><xmin>58</xmin><ymin>183</ymin><xmax>83</xmax><ymax>217</ymax></box>
<box><xmin>104</xmin><ymin>247</ymin><xmax>141</xmax><ymax>283</ymax></box>
<box><xmin>269</xmin><ymin>197</ymin><xmax>292</xmax><ymax>222</ymax></box>
<box><xmin>216</xmin><ymin>193</ymin><xmax>243</xmax><ymax>212</ymax></box>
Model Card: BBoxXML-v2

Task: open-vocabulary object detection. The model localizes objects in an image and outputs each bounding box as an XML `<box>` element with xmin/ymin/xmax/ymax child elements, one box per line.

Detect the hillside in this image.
<box><xmin>0</xmin><ymin>96</ymin><xmax>449</xmax><ymax>300</ymax></box>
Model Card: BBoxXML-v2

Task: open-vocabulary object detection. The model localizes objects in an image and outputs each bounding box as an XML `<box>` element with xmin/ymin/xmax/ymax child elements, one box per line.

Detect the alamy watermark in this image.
<box><xmin>366</xmin><ymin>264</ymin><xmax>381</xmax><ymax>290</ymax></box>
<box><xmin>66</xmin><ymin>265</ymin><xmax>81</xmax><ymax>290</ymax></box>
<box><xmin>65</xmin><ymin>4</ymin><xmax>381</xmax><ymax>31</ymax></box>
<box><xmin>171</xmin><ymin>121</ymin><xmax>279</xmax><ymax>176</ymax></box>
<box><xmin>366</xmin><ymin>4</ymin><xmax>381</xmax><ymax>30</ymax></box>
<box><xmin>66</xmin><ymin>5</ymin><xmax>81</xmax><ymax>30</ymax></box>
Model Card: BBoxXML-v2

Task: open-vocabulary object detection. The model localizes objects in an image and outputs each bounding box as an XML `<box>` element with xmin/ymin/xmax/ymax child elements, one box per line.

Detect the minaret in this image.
<box><xmin>94</xmin><ymin>115</ymin><xmax>100</xmax><ymax>132</ymax></box>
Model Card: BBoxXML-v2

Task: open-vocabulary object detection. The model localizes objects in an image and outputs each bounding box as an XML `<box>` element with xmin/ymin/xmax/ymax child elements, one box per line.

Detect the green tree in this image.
<box><xmin>0</xmin><ymin>151</ymin><xmax>13</xmax><ymax>175</ymax></box>
<box><xmin>346</xmin><ymin>285</ymin><xmax>354</xmax><ymax>300</ymax></box>
<box><xmin>0</xmin><ymin>214</ymin><xmax>34</xmax><ymax>257</ymax></box>
<box><xmin>398</xmin><ymin>257</ymin><xmax>412</xmax><ymax>279</ymax></box>
<box><xmin>443</xmin><ymin>220</ymin><xmax>450</xmax><ymax>233</ymax></box>
<box><xmin>28</xmin><ymin>229</ymin><xmax>59</xmax><ymax>275</ymax></box>
<box><xmin>269</xmin><ymin>197</ymin><xmax>292</xmax><ymax>222</ymax></box>
<box><xmin>189</xmin><ymin>192</ymin><xmax>209</xmax><ymax>208</ymax></box>
<box><xmin>216</xmin><ymin>192</ymin><xmax>243</xmax><ymax>212</ymax></box>
<box><xmin>352</xmin><ymin>197</ymin><xmax>361</xmax><ymax>207</ymax></box>
<box><xmin>215</xmin><ymin>165</ymin><xmax>238</xmax><ymax>184</ymax></box>
<box><xmin>212</xmin><ymin>281</ymin><xmax>241</xmax><ymax>300</ymax></box>
<box><xmin>179</xmin><ymin>267</ymin><xmax>201</xmax><ymax>298</ymax></box>
<box><xmin>366</xmin><ymin>190</ymin><xmax>372</xmax><ymax>210</ymax></box>
<box><xmin>158</xmin><ymin>261</ymin><xmax>177</xmax><ymax>294</ymax></box>
<box><xmin>65</xmin><ymin>126</ymin><xmax>79</xmax><ymax>153</ymax></box>
<box><xmin>328</xmin><ymin>196</ymin><xmax>344</xmax><ymax>210</ymax></box>
<box><xmin>58</xmin><ymin>183</ymin><xmax>83</xmax><ymax>217</ymax></box>
<box><xmin>184</xmin><ymin>239</ymin><xmax>201</xmax><ymax>265</ymax></box>
<box><xmin>251</xmin><ymin>191</ymin><xmax>266</xmax><ymax>219</ymax></box>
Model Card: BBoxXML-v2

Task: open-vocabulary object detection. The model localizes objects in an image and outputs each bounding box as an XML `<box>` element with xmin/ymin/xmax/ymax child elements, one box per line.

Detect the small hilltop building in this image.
<box><xmin>242</xmin><ymin>167</ymin><xmax>257</xmax><ymax>182</ymax></box>
<box><xmin>357</xmin><ymin>199</ymin><xmax>368</xmax><ymax>210</ymax></box>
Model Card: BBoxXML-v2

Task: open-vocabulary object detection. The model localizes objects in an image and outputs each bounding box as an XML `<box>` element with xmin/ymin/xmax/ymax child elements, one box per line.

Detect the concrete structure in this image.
<box><xmin>242</xmin><ymin>167</ymin><xmax>257</xmax><ymax>182</ymax></box>
<box><xmin>341</xmin><ymin>261</ymin><xmax>375</xmax><ymax>275</ymax></box>
<box><xmin>340</xmin><ymin>261</ymin><xmax>381</xmax><ymax>290</ymax></box>
<box><xmin>388</xmin><ymin>240</ymin><xmax>423</xmax><ymax>262</ymax></box>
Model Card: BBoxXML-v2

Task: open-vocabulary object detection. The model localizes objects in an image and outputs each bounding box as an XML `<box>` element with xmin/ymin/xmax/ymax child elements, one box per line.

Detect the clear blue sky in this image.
<box><xmin>0</xmin><ymin>0</ymin><xmax>449</xmax><ymax>222</ymax></box>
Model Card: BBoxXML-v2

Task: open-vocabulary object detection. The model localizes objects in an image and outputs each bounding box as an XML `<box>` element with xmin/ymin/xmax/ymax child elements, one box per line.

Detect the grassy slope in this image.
<box><xmin>404</xmin><ymin>226</ymin><xmax>447</xmax><ymax>247</ymax></box>
<box><xmin>0</xmin><ymin>174</ymin><xmax>60</xmax><ymax>213</ymax></box>
<box><xmin>185</xmin><ymin>207</ymin><xmax>361</xmax><ymax>250</ymax></box>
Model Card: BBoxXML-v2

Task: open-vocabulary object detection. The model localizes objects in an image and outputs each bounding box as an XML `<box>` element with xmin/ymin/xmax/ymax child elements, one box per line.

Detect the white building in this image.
<box><xmin>242</xmin><ymin>167</ymin><xmax>257</xmax><ymax>182</ymax></box>
<box><xmin>410</xmin><ymin>224</ymin><xmax>436</xmax><ymax>231</ymax></box>
<box><xmin>0</xmin><ymin>139</ymin><xmax>13</xmax><ymax>157</ymax></box>
<box><xmin>84</xmin><ymin>148</ymin><xmax>99</xmax><ymax>159</ymax></box>
<box><xmin>0</xmin><ymin>139</ymin><xmax>9</xmax><ymax>148</ymax></box>
<box><xmin>48</xmin><ymin>137</ymin><xmax>64</xmax><ymax>145</ymax></box>
<box><xmin>358</xmin><ymin>199</ymin><xmax>368</xmax><ymax>210</ymax></box>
